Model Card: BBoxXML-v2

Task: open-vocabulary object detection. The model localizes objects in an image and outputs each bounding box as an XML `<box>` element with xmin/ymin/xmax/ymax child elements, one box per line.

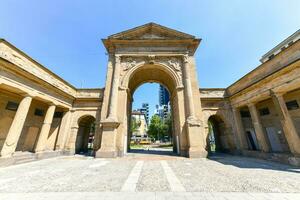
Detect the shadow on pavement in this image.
<box><xmin>208</xmin><ymin>153</ymin><xmax>300</xmax><ymax>173</ymax></box>
<box><xmin>127</xmin><ymin>148</ymin><xmax>177</xmax><ymax>156</ymax></box>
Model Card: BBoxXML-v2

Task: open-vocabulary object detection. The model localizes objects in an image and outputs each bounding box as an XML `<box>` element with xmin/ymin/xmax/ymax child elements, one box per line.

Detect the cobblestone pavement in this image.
<box><xmin>0</xmin><ymin>152</ymin><xmax>299</xmax><ymax>199</ymax></box>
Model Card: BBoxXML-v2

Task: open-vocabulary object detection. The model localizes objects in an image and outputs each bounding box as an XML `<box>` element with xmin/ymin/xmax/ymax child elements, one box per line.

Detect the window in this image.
<box><xmin>286</xmin><ymin>100</ymin><xmax>299</xmax><ymax>110</ymax></box>
<box><xmin>34</xmin><ymin>109</ymin><xmax>44</xmax><ymax>116</ymax></box>
<box><xmin>54</xmin><ymin>111</ymin><xmax>63</xmax><ymax>118</ymax></box>
<box><xmin>240</xmin><ymin>111</ymin><xmax>250</xmax><ymax>118</ymax></box>
<box><xmin>5</xmin><ymin>101</ymin><xmax>19</xmax><ymax>111</ymax></box>
<box><xmin>259</xmin><ymin>107</ymin><xmax>270</xmax><ymax>116</ymax></box>
<box><xmin>268</xmin><ymin>54</ymin><xmax>275</xmax><ymax>60</ymax></box>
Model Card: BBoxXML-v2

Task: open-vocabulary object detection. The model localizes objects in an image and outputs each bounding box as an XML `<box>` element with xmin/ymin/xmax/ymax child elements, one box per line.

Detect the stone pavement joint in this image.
<box><xmin>121</xmin><ymin>161</ymin><xmax>144</xmax><ymax>192</ymax></box>
<box><xmin>160</xmin><ymin>160</ymin><xmax>186</xmax><ymax>192</ymax></box>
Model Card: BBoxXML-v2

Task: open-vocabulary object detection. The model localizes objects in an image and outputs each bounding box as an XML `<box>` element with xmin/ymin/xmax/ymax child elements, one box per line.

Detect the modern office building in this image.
<box><xmin>159</xmin><ymin>85</ymin><xmax>170</xmax><ymax>106</ymax></box>
<box><xmin>137</xmin><ymin>103</ymin><xmax>149</xmax><ymax>124</ymax></box>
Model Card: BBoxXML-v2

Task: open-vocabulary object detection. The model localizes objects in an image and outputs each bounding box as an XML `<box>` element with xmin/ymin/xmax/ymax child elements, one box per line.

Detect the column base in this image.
<box><xmin>95</xmin><ymin>149</ymin><xmax>117</xmax><ymax>158</ymax></box>
<box><xmin>96</xmin><ymin>118</ymin><xmax>120</xmax><ymax>158</ymax></box>
<box><xmin>188</xmin><ymin>147</ymin><xmax>208</xmax><ymax>158</ymax></box>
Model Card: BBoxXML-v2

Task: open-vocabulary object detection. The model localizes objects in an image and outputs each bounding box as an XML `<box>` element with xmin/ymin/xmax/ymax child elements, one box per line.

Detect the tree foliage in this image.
<box><xmin>147</xmin><ymin>114</ymin><xmax>173</xmax><ymax>141</ymax></box>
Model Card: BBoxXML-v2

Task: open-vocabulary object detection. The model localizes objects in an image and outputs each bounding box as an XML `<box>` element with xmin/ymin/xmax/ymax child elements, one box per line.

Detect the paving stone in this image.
<box><xmin>0</xmin><ymin>154</ymin><xmax>299</xmax><ymax>200</ymax></box>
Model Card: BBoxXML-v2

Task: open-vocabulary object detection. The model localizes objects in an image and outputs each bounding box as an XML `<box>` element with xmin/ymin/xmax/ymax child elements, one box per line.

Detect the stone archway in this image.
<box><xmin>95</xmin><ymin>23</ymin><xmax>207</xmax><ymax>158</ymax></box>
<box><xmin>125</xmin><ymin>64</ymin><xmax>181</xmax><ymax>155</ymax></box>
<box><xmin>206</xmin><ymin>114</ymin><xmax>236</xmax><ymax>153</ymax></box>
<box><xmin>207</xmin><ymin>115</ymin><xmax>226</xmax><ymax>153</ymax></box>
<box><xmin>75</xmin><ymin>115</ymin><xmax>95</xmax><ymax>155</ymax></box>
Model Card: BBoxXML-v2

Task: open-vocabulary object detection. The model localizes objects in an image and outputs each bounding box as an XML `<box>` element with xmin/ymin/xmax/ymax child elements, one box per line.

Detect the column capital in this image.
<box><xmin>22</xmin><ymin>93</ymin><xmax>35</xmax><ymax>98</ymax></box>
<box><xmin>183</xmin><ymin>54</ymin><xmax>189</xmax><ymax>63</ymax></box>
<box><xmin>270</xmin><ymin>90</ymin><xmax>286</xmax><ymax>98</ymax></box>
<box><xmin>115</xmin><ymin>55</ymin><xmax>121</xmax><ymax>63</ymax></box>
<box><xmin>247</xmin><ymin>101</ymin><xmax>256</xmax><ymax>108</ymax></box>
<box><xmin>49</xmin><ymin>102</ymin><xmax>57</xmax><ymax>107</ymax></box>
<box><xmin>231</xmin><ymin>105</ymin><xmax>240</xmax><ymax>111</ymax></box>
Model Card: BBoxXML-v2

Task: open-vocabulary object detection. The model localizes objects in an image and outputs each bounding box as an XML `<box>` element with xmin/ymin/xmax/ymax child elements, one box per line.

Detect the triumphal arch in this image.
<box><xmin>97</xmin><ymin>23</ymin><xmax>207</xmax><ymax>157</ymax></box>
<box><xmin>0</xmin><ymin>23</ymin><xmax>300</xmax><ymax>166</ymax></box>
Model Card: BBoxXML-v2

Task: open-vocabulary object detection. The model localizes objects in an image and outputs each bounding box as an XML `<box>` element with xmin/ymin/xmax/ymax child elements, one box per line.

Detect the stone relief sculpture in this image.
<box><xmin>120</xmin><ymin>56</ymin><xmax>184</xmax><ymax>88</ymax></box>
<box><xmin>168</xmin><ymin>57</ymin><xmax>181</xmax><ymax>71</ymax></box>
<box><xmin>122</xmin><ymin>57</ymin><xmax>137</xmax><ymax>71</ymax></box>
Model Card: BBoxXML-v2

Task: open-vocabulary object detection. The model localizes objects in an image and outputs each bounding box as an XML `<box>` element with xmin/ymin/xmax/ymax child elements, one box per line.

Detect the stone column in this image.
<box><xmin>183</xmin><ymin>54</ymin><xmax>196</xmax><ymax>119</ymax></box>
<box><xmin>56</xmin><ymin>110</ymin><xmax>71</xmax><ymax>151</ymax></box>
<box><xmin>66</xmin><ymin>126</ymin><xmax>79</xmax><ymax>154</ymax></box>
<box><xmin>248</xmin><ymin>103</ymin><xmax>270</xmax><ymax>152</ymax></box>
<box><xmin>35</xmin><ymin>104</ymin><xmax>56</xmax><ymax>152</ymax></box>
<box><xmin>96</xmin><ymin>55</ymin><xmax>121</xmax><ymax>158</ymax></box>
<box><xmin>182</xmin><ymin>54</ymin><xmax>206</xmax><ymax>158</ymax></box>
<box><xmin>232</xmin><ymin>107</ymin><xmax>248</xmax><ymax>150</ymax></box>
<box><xmin>106</xmin><ymin>55</ymin><xmax>121</xmax><ymax>122</ymax></box>
<box><xmin>271</xmin><ymin>92</ymin><xmax>300</xmax><ymax>155</ymax></box>
<box><xmin>0</xmin><ymin>95</ymin><xmax>32</xmax><ymax>157</ymax></box>
<box><xmin>92</xmin><ymin>122</ymin><xmax>101</xmax><ymax>151</ymax></box>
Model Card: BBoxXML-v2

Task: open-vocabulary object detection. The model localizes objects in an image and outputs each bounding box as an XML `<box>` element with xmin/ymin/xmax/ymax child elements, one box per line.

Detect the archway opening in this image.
<box><xmin>128</xmin><ymin>83</ymin><xmax>175</xmax><ymax>155</ymax></box>
<box><xmin>125</xmin><ymin>64</ymin><xmax>180</xmax><ymax>156</ymax></box>
<box><xmin>207</xmin><ymin>115</ymin><xmax>227</xmax><ymax>154</ymax></box>
<box><xmin>76</xmin><ymin>115</ymin><xmax>95</xmax><ymax>155</ymax></box>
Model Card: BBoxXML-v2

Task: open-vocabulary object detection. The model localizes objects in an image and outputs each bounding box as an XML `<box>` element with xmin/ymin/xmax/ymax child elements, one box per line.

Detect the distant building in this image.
<box><xmin>159</xmin><ymin>85</ymin><xmax>170</xmax><ymax>106</ymax></box>
<box><xmin>156</xmin><ymin>85</ymin><xmax>170</xmax><ymax>121</ymax></box>
<box><xmin>131</xmin><ymin>111</ymin><xmax>148</xmax><ymax>141</ymax></box>
<box><xmin>137</xmin><ymin>103</ymin><xmax>149</xmax><ymax>124</ymax></box>
<box><xmin>154</xmin><ymin>103</ymin><xmax>170</xmax><ymax>121</ymax></box>
<box><xmin>260</xmin><ymin>29</ymin><xmax>300</xmax><ymax>63</ymax></box>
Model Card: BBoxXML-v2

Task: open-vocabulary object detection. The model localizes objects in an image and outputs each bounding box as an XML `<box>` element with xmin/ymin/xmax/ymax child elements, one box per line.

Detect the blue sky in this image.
<box><xmin>1</xmin><ymin>0</ymin><xmax>299</xmax><ymax>115</ymax></box>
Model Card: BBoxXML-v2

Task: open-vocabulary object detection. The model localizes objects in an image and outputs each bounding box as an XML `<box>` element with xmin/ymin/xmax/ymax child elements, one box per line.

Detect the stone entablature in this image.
<box><xmin>0</xmin><ymin>39</ymin><xmax>77</xmax><ymax>97</ymax></box>
<box><xmin>199</xmin><ymin>88</ymin><xmax>227</xmax><ymax>99</ymax></box>
<box><xmin>75</xmin><ymin>88</ymin><xmax>104</xmax><ymax>100</ymax></box>
<box><xmin>229</xmin><ymin>60</ymin><xmax>300</xmax><ymax>107</ymax></box>
<box><xmin>227</xmin><ymin>39</ymin><xmax>300</xmax><ymax>96</ymax></box>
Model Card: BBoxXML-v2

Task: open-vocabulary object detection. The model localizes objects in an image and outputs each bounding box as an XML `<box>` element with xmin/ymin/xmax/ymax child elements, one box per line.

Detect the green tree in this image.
<box><xmin>163</xmin><ymin>113</ymin><xmax>173</xmax><ymax>139</ymax></box>
<box><xmin>147</xmin><ymin>114</ymin><xmax>173</xmax><ymax>141</ymax></box>
<box><xmin>147</xmin><ymin>115</ymin><xmax>163</xmax><ymax>140</ymax></box>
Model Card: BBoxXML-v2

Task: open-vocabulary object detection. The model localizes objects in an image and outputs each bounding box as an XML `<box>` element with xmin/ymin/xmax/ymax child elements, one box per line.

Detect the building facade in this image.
<box><xmin>159</xmin><ymin>84</ymin><xmax>170</xmax><ymax>106</ymax></box>
<box><xmin>137</xmin><ymin>103</ymin><xmax>149</xmax><ymax>124</ymax></box>
<box><xmin>131</xmin><ymin>111</ymin><xmax>148</xmax><ymax>139</ymax></box>
<box><xmin>0</xmin><ymin>23</ymin><xmax>299</xmax><ymax>166</ymax></box>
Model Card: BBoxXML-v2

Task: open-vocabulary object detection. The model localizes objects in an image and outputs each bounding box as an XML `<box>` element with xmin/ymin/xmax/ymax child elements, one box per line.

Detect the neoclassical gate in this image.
<box><xmin>95</xmin><ymin>23</ymin><xmax>207</xmax><ymax>158</ymax></box>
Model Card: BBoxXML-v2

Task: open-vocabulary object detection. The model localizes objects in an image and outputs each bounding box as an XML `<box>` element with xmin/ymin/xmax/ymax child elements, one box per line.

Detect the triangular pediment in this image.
<box><xmin>108</xmin><ymin>22</ymin><xmax>195</xmax><ymax>40</ymax></box>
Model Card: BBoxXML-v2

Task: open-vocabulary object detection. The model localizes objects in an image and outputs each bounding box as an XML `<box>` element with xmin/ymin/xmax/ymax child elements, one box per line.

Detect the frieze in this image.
<box><xmin>0</xmin><ymin>44</ymin><xmax>77</xmax><ymax>96</ymax></box>
<box><xmin>120</xmin><ymin>55</ymin><xmax>184</xmax><ymax>86</ymax></box>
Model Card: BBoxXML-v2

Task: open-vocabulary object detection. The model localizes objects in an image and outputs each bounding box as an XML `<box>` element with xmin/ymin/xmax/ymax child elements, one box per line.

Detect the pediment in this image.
<box><xmin>108</xmin><ymin>22</ymin><xmax>195</xmax><ymax>40</ymax></box>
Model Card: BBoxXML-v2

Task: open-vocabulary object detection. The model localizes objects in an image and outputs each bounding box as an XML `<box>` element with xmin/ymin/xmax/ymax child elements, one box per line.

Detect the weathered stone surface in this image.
<box><xmin>0</xmin><ymin>23</ymin><xmax>299</xmax><ymax>167</ymax></box>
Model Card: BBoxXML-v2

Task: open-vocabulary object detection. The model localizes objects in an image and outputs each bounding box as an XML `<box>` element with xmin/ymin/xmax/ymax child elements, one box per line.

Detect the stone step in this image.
<box><xmin>12</xmin><ymin>152</ymin><xmax>37</xmax><ymax>165</ymax></box>
<box><xmin>14</xmin><ymin>157</ymin><xmax>36</xmax><ymax>165</ymax></box>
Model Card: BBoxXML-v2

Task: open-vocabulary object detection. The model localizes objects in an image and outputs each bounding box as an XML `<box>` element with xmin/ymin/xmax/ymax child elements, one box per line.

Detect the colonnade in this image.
<box><xmin>0</xmin><ymin>92</ymin><xmax>70</xmax><ymax>158</ymax></box>
<box><xmin>232</xmin><ymin>91</ymin><xmax>300</xmax><ymax>156</ymax></box>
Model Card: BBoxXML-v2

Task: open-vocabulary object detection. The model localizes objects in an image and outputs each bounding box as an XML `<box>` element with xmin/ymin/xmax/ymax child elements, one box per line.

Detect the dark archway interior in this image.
<box><xmin>76</xmin><ymin>116</ymin><xmax>95</xmax><ymax>155</ymax></box>
<box><xmin>207</xmin><ymin>115</ymin><xmax>226</xmax><ymax>154</ymax></box>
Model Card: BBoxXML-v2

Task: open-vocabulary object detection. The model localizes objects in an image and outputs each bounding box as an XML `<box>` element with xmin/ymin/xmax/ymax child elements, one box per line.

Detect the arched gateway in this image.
<box><xmin>1</xmin><ymin>23</ymin><xmax>299</xmax><ymax>166</ymax></box>
<box><xmin>96</xmin><ymin>23</ymin><xmax>207</xmax><ymax>158</ymax></box>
